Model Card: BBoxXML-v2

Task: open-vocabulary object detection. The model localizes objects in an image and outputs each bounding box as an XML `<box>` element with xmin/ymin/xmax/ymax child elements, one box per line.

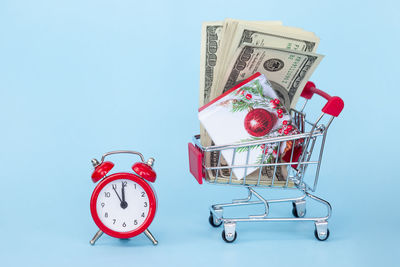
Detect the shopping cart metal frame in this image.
<box><xmin>188</xmin><ymin>81</ymin><xmax>344</xmax><ymax>242</ymax></box>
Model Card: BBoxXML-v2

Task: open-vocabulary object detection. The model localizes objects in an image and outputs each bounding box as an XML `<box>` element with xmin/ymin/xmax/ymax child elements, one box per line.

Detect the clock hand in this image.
<box><xmin>120</xmin><ymin>182</ymin><xmax>128</xmax><ymax>209</ymax></box>
<box><xmin>112</xmin><ymin>184</ymin><xmax>123</xmax><ymax>203</ymax></box>
<box><xmin>121</xmin><ymin>181</ymin><xmax>126</xmax><ymax>202</ymax></box>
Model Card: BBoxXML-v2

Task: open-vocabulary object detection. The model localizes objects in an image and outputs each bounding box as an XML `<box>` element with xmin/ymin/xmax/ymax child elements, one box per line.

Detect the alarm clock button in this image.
<box><xmin>132</xmin><ymin>162</ymin><xmax>156</xmax><ymax>183</ymax></box>
<box><xmin>92</xmin><ymin>161</ymin><xmax>114</xmax><ymax>182</ymax></box>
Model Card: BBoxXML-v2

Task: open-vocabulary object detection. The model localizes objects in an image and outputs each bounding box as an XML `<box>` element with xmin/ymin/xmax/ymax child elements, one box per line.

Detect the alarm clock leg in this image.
<box><xmin>89</xmin><ymin>229</ymin><xmax>103</xmax><ymax>245</ymax></box>
<box><xmin>144</xmin><ymin>229</ymin><xmax>158</xmax><ymax>246</ymax></box>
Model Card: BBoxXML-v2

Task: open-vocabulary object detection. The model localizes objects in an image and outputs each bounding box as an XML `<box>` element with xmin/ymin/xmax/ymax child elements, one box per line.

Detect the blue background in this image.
<box><xmin>1</xmin><ymin>0</ymin><xmax>398</xmax><ymax>266</ymax></box>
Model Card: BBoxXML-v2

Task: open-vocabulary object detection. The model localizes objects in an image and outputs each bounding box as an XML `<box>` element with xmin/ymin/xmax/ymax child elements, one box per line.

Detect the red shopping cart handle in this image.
<box><xmin>301</xmin><ymin>81</ymin><xmax>344</xmax><ymax>117</ymax></box>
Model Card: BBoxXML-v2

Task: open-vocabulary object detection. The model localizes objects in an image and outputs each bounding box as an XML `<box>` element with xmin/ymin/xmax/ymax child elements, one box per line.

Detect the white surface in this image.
<box><xmin>95</xmin><ymin>179</ymin><xmax>150</xmax><ymax>232</ymax></box>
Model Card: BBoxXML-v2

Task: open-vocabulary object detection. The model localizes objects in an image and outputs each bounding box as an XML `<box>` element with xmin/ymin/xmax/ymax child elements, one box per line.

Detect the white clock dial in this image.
<box><xmin>96</xmin><ymin>179</ymin><xmax>150</xmax><ymax>232</ymax></box>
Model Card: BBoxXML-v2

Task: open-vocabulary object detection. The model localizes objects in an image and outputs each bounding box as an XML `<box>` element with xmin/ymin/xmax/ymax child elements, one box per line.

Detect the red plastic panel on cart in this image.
<box><xmin>188</xmin><ymin>143</ymin><xmax>203</xmax><ymax>184</ymax></box>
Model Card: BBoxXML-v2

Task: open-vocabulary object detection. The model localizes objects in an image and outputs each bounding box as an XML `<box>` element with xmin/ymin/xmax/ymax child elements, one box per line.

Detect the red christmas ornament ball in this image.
<box><xmin>244</xmin><ymin>108</ymin><xmax>277</xmax><ymax>137</ymax></box>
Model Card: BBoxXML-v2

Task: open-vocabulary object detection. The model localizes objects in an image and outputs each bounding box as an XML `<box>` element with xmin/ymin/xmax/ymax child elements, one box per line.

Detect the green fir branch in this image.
<box><xmin>256</xmin><ymin>153</ymin><xmax>275</xmax><ymax>164</ymax></box>
<box><xmin>235</xmin><ymin>136</ymin><xmax>264</xmax><ymax>153</ymax></box>
<box><xmin>236</xmin><ymin>144</ymin><xmax>260</xmax><ymax>153</ymax></box>
<box><xmin>229</xmin><ymin>79</ymin><xmax>287</xmax><ymax>114</ymax></box>
<box><xmin>240</xmin><ymin>136</ymin><xmax>264</xmax><ymax>142</ymax></box>
<box><xmin>254</xmin><ymin>80</ymin><xmax>264</xmax><ymax>96</ymax></box>
<box><xmin>256</xmin><ymin>154</ymin><xmax>265</xmax><ymax>164</ymax></box>
<box><xmin>231</xmin><ymin>100</ymin><xmax>254</xmax><ymax>112</ymax></box>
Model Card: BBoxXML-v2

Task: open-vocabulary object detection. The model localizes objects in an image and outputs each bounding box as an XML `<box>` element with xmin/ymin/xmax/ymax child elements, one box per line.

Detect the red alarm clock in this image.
<box><xmin>89</xmin><ymin>150</ymin><xmax>158</xmax><ymax>246</ymax></box>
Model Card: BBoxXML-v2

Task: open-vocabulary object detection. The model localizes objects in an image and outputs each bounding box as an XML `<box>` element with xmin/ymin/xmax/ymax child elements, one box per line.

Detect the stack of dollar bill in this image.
<box><xmin>199</xmin><ymin>19</ymin><xmax>324</xmax><ymax>186</ymax></box>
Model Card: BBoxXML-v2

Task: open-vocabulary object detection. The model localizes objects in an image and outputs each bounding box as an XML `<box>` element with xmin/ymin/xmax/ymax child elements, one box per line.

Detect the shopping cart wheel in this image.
<box><xmin>292</xmin><ymin>202</ymin><xmax>306</xmax><ymax>218</ymax></box>
<box><xmin>222</xmin><ymin>230</ymin><xmax>237</xmax><ymax>243</ymax></box>
<box><xmin>209</xmin><ymin>212</ymin><xmax>222</xmax><ymax>227</ymax></box>
<box><xmin>314</xmin><ymin>229</ymin><xmax>330</xmax><ymax>241</ymax></box>
<box><xmin>314</xmin><ymin>221</ymin><xmax>329</xmax><ymax>241</ymax></box>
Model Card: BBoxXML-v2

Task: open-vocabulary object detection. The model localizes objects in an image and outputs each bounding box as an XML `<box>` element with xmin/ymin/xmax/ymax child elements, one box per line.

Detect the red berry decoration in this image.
<box><xmin>278</xmin><ymin>128</ymin><xmax>283</xmax><ymax>134</ymax></box>
<box><xmin>283</xmin><ymin>120</ymin><xmax>288</xmax><ymax>125</ymax></box>
<box><xmin>277</xmin><ymin>109</ymin><xmax>283</xmax><ymax>115</ymax></box>
<box><xmin>270</xmin><ymin>99</ymin><xmax>274</xmax><ymax>103</ymax></box>
<box><xmin>278</xmin><ymin>114</ymin><xmax>283</xmax><ymax>118</ymax></box>
<box><xmin>244</xmin><ymin>108</ymin><xmax>277</xmax><ymax>137</ymax></box>
<box><xmin>246</xmin><ymin>94</ymin><xmax>252</xmax><ymax>100</ymax></box>
<box><xmin>284</xmin><ymin>130</ymin><xmax>289</xmax><ymax>135</ymax></box>
<box><xmin>274</xmin><ymin>99</ymin><xmax>280</xmax><ymax>105</ymax></box>
<box><xmin>287</xmin><ymin>125</ymin><xmax>293</xmax><ymax>131</ymax></box>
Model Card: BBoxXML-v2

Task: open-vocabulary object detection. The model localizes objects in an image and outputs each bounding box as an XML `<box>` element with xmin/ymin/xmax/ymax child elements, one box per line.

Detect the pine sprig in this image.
<box><xmin>232</xmin><ymin>100</ymin><xmax>254</xmax><ymax>112</ymax></box>
<box><xmin>254</xmin><ymin>80</ymin><xmax>264</xmax><ymax>96</ymax></box>
<box><xmin>256</xmin><ymin>153</ymin><xmax>274</xmax><ymax>164</ymax></box>
<box><xmin>229</xmin><ymin>79</ymin><xmax>280</xmax><ymax>113</ymax></box>
<box><xmin>240</xmin><ymin>136</ymin><xmax>264</xmax><ymax>142</ymax></box>
<box><xmin>236</xmin><ymin>144</ymin><xmax>260</xmax><ymax>153</ymax></box>
<box><xmin>238</xmin><ymin>81</ymin><xmax>265</xmax><ymax>98</ymax></box>
<box><xmin>241</xmin><ymin>86</ymin><xmax>259</xmax><ymax>96</ymax></box>
<box><xmin>235</xmin><ymin>136</ymin><xmax>264</xmax><ymax>152</ymax></box>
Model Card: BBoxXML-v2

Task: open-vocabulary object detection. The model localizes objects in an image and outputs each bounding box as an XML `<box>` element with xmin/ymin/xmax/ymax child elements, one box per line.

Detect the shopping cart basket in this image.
<box><xmin>188</xmin><ymin>81</ymin><xmax>344</xmax><ymax>242</ymax></box>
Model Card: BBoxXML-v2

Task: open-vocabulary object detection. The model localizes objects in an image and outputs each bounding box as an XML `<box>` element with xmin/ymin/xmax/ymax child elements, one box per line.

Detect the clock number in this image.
<box><xmin>112</xmin><ymin>184</ymin><xmax>117</xmax><ymax>190</ymax></box>
<box><xmin>141</xmin><ymin>212</ymin><xmax>145</xmax><ymax>218</ymax></box>
<box><xmin>101</xmin><ymin>203</ymin><xmax>105</xmax><ymax>208</ymax></box>
<box><xmin>134</xmin><ymin>184</ymin><xmax>137</xmax><ymax>189</ymax></box>
<box><xmin>141</xmin><ymin>192</ymin><xmax>145</xmax><ymax>197</ymax></box>
<box><xmin>144</xmin><ymin>202</ymin><xmax>148</xmax><ymax>207</ymax></box>
<box><xmin>105</xmin><ymin>212</ymin><xmax>108</xmax><ymax>218</ymax></box>
<box><xmin>122</xmin><ymin>222</ymin><xmax>126</xmax><ymax>227</ymax></box>
<box><xmin>105</xmin><ymin>192</ymin><xmax>110</xmax><ymax>198</ymax></box>
<box><xmin>134</xmin><ymin>220</ymin><xmax>138</xmax><ymax>225</ymax></box>
<box><xmin>113</xmin><ymin>219</ymin><xmax>116</xmax><ymax>224</ymax></box>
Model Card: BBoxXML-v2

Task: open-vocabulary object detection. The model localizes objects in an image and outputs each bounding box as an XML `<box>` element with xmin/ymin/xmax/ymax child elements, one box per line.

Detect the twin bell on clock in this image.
<box><xmin>89</xmin><ymin>150</ymin><xmax>158</xmax><ymax>246</ymax></box>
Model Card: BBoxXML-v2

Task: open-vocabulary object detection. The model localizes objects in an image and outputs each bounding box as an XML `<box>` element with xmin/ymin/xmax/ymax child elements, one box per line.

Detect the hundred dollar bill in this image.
<box><xmin>202</xmin><ymin>21</ymin><xmax>284</xmax><ymax>145</ymax></box>
<box><xmin>199</xmin><ymin>22</ymin><xmax>223</xmax><ymax>106</ymax></box>
<box><xmin>211</xmin><ymin>26</ymin><xmax>320</xmax><ymax>108</ymax></box>
<box><xmin>211</xmin><ymin>20</ymin><xmax>285</xmax><ymax>104</ymax></box>
<box><xmin>233</xmin><ymin>24</ymin><xmax>319</xmax><ymax>52</ymax></box>
<box><xmin>199</xmin><ymin>22</ymin><xmax>224</xmax><ymax>148</ymax></box>
<box><xmin>222</xmin><ymin>24</ymin><xmax>320</xmax><ymax>76</ymax></box>
<box><xmin>216</xmin><ymin>45</ymin><xmax>324</xmax><ymax>109</ymax></box>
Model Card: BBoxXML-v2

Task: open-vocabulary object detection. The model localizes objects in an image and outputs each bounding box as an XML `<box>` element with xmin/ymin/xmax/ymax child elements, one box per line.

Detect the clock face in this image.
<box><xmin>94</xmin><ymin>177</ymin><xmax>153</xmax><ymax>234</ymax></box>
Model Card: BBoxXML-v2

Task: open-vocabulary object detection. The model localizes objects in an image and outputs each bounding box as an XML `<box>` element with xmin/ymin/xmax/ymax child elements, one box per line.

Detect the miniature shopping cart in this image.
<box><xmin>188</xmin><ymin>81</ymin><xmax>344</xmax><ymax>242</ymax></box>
